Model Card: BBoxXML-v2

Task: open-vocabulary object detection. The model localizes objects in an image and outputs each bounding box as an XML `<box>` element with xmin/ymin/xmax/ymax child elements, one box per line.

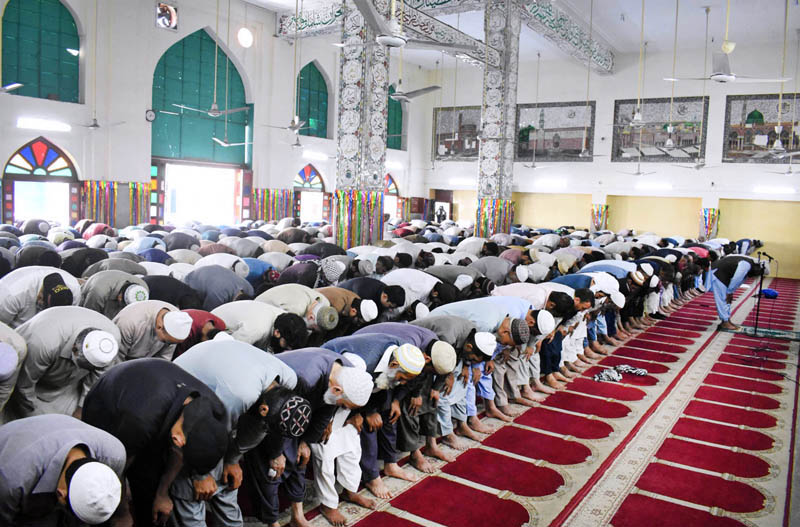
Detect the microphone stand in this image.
<box><xmin>752</xmin><ymin>252</ymin><xmax>772</xmax><ymax>338</ymax></box>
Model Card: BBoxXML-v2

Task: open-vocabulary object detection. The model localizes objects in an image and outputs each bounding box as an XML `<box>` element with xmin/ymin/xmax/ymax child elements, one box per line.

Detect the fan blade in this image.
<box><xmin>264</xmin><ymin>125</ymin><xmax>288</xmax><ymax>129</ymax></box>
<box><xmin>109</xmin><ymin>121</ymin><xmax>126</xmax><ymax>127</ymax></box>
<box><xmin>159</xmin><ymin>110</ymin><xmax>180</xmax><ymax>116</ymax></box>
<box><xmin>712</xmin><ymin>52</ymin><xmax>732</xmax><ymax>76</ymax></box>
<box><xmin>226</xmin><ymin>141</ymin><xmax>251</xmax><ymax>147</ymax></box>
<box><xmin>353</xmin><ymin>0</ymin><xmax>391</xmax><ymax>35</ymax></box>
<box><xmin>172</xmin><ymin>104</ymin><xmax>205</xmax><ymax>113</ymax></box>
<box><xmin>664</xmin><ymin>77</ymin><xmax>710</xmax><ymax>82</ymax></box>
<box><xmin>212</xmin><ymin>137</ymin><xmax>229</xmax><ymax>147</ymax></box>
<box><xmin>733</xmin><ymin>76</ymin><xmax>791</xmax><ymax>83</ymax></box>
<box><xmin>405</xmin><ymin>39</ymin><xmax>479</xmax><ymax>54</ymax></box>
<box><xmin>402</xmin><ymin>86</ymin><xmax>441</xmax><ymax>99</ymax></box>
<box><xmin>332</xmin><ymin>42</ymin><xmax>366</xmax><ymax>49</ymax></box>
<box><xmin>216</xmin><ymin>106</ymin><xmax>250</xmax><ymax>116</ymax></box>
<box><xmin>1</xmin><ymin>82</ymin><xmax>23</xmax><ymax>92</ymax></box>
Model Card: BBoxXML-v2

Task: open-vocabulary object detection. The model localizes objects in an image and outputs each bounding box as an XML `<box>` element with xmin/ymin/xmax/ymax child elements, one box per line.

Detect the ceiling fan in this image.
<box><xmin>665</xmin><ymin>53</ymin><xmax>790</xmax><ymax>84</ymax></box>
<box><xmin>174</xmin><ymin>0</ymin><xmax>249</xmax><ymax>119</ymax></box>
<box><xmin>523</xmin><ymin>53</ymin><xmax>549</xmax><ymax>170</ymax></box>
<box><xmin>567</xmin><ymin>0</ymin><xmax>603</xmax><ymax>159</ymax></box>
<box><xmin>336</xmin><ymin>0</ymin><xmax>479</xmax><ymax>55</ymax></box>
<box><xmin>77</xmin><ymin>0</ymin><xmax>125</xmax><ymax>130</ymax></box>
<box><xmin>676</xmin><ymin>158</ymin><xmax>719</xmax><ymax>171</ymax></box>
<box><xmin>0</xmin><ymin>82</ymin><xmax>23</xmax><ymax>93</ymax></box>
<box><xmin>619</xmin><ymin>159</ymin><xmax>656</xmax><ymax>176</ymax></box>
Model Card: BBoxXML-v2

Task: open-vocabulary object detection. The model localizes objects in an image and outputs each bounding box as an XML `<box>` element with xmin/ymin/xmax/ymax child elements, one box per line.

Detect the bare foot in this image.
<box><xmin>467</xmin><ymin>416</ymin><xmax>496</xmax><ymax>434</ymax></box>
<box><xmin>558</xmin><ymin>368</ymin><xmax>578</xmax><ymax>380</ymax></box>
<box><xmin>485</xmin><ymin>404</ymin><xmax>513</xmax><ymax>422</ymax></box>
<box><xmin>320</xmin><ymin>505</ymin><xmax>348</xmax><ymax>526</ymax></box>
<box><xmin>410</xmin><ymin>449</ymin><xmax>435</xmax><ymax>473</ymax></box>
<box><xmin>343</xmin><ymin>489</ymin><xmax>377</xmax><ymax>509</ymax></box>
<box><xmin>365</xmin><ymin>477</ymin><xmax>392</xmax><ymax>499</ymax></box>
<box><xmin>719</xmin><ymin>321</ymin><xmax>740</xmax><ymax>331</ymax></box>
<box><xmin>521</xmin><ymin>384</ymin><xmax>544</xmax><ymax>400</ymax></box>
<box><xmin>533</xmin><ymin>379</ymin><xmax>556</xmax><ymax>394</ymax></box>
<box><xmin>384</xmin><ymin>462</ymin><xmax>417</xmax><ymax>482</ymax></box>
<box><xmin>442</xmin><ymin>432</ymin><xmax>470</xmax><ymax>450</ymax></box>
<box><xmin>289</xmin><ymin>502</ymin><xmax>312</xmax><ymax>527</ymax></box>
<box><xmin>423</xmin><ymin>439</ymin><xmax>456</xmax><ymax>462</ymax></box>
<box><xmin>501</xmin><ymin>403</ymin><xmax>531</xmax><ymax>415</ymax></box>
<box><xmin>545</xmin><ymin>374</ymin><xmax>566</xmax><ymax>390</ymax></box>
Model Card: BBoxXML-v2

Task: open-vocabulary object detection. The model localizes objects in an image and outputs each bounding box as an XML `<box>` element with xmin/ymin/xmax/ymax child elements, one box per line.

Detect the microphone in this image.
<box><xmin>762</xmin><ymin>252</ymin><xmax>775</xmax><ymax>261</ymax></box>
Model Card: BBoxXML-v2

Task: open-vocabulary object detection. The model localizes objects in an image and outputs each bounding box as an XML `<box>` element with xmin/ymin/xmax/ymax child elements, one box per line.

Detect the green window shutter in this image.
<box><xmin>387</xmin><ymin>86</ymin><xmax>403</xmax><ymax>150</ymax></box>
<box><xmin>2</xmin><ymin>0</ymin><xmax>79</xmax><ymax>102</ymax></box>
<box><xmin>296</xmin><ymin>62</ymin><xmax>328</xmax><ymax>138</ymax></box>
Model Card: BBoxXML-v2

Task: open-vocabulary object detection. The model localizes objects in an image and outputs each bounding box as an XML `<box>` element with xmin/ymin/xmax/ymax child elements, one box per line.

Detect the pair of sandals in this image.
<box><xmin>593</xmin><ymin>364</ymin><xmax>649</xmax><ymax>383</ymax></box>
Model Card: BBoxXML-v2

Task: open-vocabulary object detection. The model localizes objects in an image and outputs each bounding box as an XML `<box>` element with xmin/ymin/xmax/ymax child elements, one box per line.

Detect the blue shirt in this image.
<box><xmin>354</xmin><ymin>322</ymin><xmax>437</xmax><ymax>351</ymax></box>
<box><xmin>551</xmin><ymin>274</ymin><xmax>593</xmax><ymax>290</ymax></box>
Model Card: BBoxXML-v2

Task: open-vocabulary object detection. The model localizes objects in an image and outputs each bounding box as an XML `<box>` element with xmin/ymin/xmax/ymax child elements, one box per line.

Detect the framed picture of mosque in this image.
<box><xmin>432</xmin><ymin>106</ymin><xmax>482</xmax><ymax>161</ymax></box>
<box><xmin>515</xmin><ymin>100</ymin><xmax>596</xmax><ymax>162</ymax></box>
<box><xmin>722</xmin><ymin>93</ymin><xmax>800</xmax><ymax>163</ymax></box>
<box><xmin>611</xmin><ymin>96</ymin><xmax>708</xmax><ymax>163</ymax></box>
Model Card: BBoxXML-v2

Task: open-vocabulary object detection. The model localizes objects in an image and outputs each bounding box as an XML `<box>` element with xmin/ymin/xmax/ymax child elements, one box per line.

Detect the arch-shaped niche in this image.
<box><xmin>387</xmin><ymin>85</ymin><xmax>404</xmax><ymax>150</ymax></box>
<box><xmin>3</xmin><ymin>136</ymin><xmax>80</xmax><ymax>225</ymax></box>
<box><xmin>296</xmin><ymin>61</ymin><xmax>330</xmax><ymax>139</ymax></box>
<box><xmin>151</xmin><ymin>28</ymin><xmax>252</xmax><ymax>165</ymax></box>
<box><xmin>293</xmin><ymin>164</ymin><xmax>331</xmax><ymax>223</ymax></box>
<box><xmin>384</xmin><ymin>173</ymin><xmax>401</xmax><ymax>221</ymax></box>
<box><xmin>2</xmin><ymin>0</ymin><xmax>81</xmax><ymax>102</ymax></box>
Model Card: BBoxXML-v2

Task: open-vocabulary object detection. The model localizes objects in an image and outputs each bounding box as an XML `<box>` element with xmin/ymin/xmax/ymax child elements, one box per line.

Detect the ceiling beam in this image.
<box><xmin>518</xmin><ymin>0</ymin><xmax>615</xmax><ymax>74</ymax></box>
<box><xmin>276</xmin><ymin>0</ymin><xmax>501</xmax><ymax>68</ymax></box>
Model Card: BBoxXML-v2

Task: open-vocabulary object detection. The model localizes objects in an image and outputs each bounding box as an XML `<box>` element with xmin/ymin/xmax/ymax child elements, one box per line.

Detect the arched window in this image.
<box><xmin>152</xmin><ymin>29</ymin><xmax>251</xmax><ymax>165</ymax></box>
<box><xmin>296</xmin><ymin>62</ymin><xmax>328</xmax><ymax>138</ymax></box>
<box><xmin>293</xmin><ymin>164</ymin><xmax>325</xmax><ymax>191</ymax></box>
<box><xmin>2</xmin><ymin>0</ymin><xmax>80</xmax><ymax>102</ymax></box>
<box><xmin>3</xmin><ymin>137</ymin><xmax>79</xmax><ymax>225</ymax></box>
<box><xmin>384</xmin><ymin>173</ymin><xmax>398</xmax><ymax>195</ymax></box>
<box><xmin>293</xmin><ymin>164</ymin><xmax>325</xmax><ymax>223</ymax></box>
<box><xmin>387</xmin><ymin>85</ymin><xmax>403</xmax><ymax>150</ymax></box>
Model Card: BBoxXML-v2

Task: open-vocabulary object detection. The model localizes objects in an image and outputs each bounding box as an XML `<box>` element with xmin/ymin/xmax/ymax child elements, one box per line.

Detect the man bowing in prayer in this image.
<box><xmin>113</xmin><ymin>300</ymin><xmax>193</xmax><ymax>361</ymax></box>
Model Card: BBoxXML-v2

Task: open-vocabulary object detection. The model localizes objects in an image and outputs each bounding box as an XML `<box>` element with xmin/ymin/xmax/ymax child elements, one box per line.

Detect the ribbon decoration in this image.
<box><xmin>334</xmin><ymin>190</ymin><xmax>384</xmax><ymax>249</ymax></box>
<box><xmin>475</xmin><ymin>198</ymin><xmax>515</xmax><ymax>238</ymax></box>
<box><xmin>398</xmin><ymin>197</ymin><xmax>411</xmax><ymax>222</ymax></box>
<box><xmin>591</xmin><ymin>203</ymin><xmax>609</xmax><ymax>231</ymax></box>
<box><xmin>700</xmin><ymin>207</ymin><xmax>720</xmax><ymax>239</ymax></box>
<box><xmin>81</xmin><ymin>181</ymin><xmax>117</xmax><ymax>227</ymax></box>
<box><xmin>129</xmin><ymin>182</ymin><xmax>150</xmax><ymax>226</ymax></box>
<box><xmin>252</xmin><ymin>189</ymin><xmax>294</xmax><ymax>221</ymax></box>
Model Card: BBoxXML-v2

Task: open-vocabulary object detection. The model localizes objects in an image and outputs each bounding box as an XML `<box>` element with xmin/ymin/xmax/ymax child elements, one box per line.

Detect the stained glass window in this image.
<box><xmin>2</xmin><ymin>0</ymin><xmax>80</xmax><ymax>102</ymax></box>
<box><xmin>384</xmin><ymin>173</ymin><xmax>398</xmax><ymax>195</ymax></box>
<box><xmin>3</xmin><ymin>137</ymin><xmax>75</xmax><ymax>179</ymax></box>
<box><xmin>293</xmin><ymin>164</ymin><xmax>325</xmax><ymax>191</ymax></box>
<box><xmin>387</xmin><ymin>85</ymin><xmax>403</xmax><ymax>150</ymax></box>
<box><xmin>296</xmin><ymin>62</ymin><xmax>328</xmax><ymax>139</ymax></box>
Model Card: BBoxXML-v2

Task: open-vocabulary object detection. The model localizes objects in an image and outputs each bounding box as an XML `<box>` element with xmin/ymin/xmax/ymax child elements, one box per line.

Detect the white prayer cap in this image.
<box><xmin>359</xmin><ymin>299</ymin><xmax>378</xmax><ymax>322</ymax></box>
<box><xmin>312</xmin><ymin>304</ymin><xmax>339</xmax><ymax>330</ymax></box>
<box><xmin>430</xmin><ymin>340</ymin><xmax>457</xmax><ymax>375</ymax></box>
<box><xmin>474</xmin><ymin>332</ymin><xmax>497</xmax><ymax>357</ymax></box>
<box><xmin>650</xmin><ymin>275</ymin><xmax>660</xmax><ymax>288</ymax></box>
<box><xmin>68</xmin><ymin>462</ymin><xmax>122</xmax><ymax>524</ymax></box>
<box><xmin>537</xmin><ymin>310</ymin><xmax>556</xmax><ymax>335</ymax></box>
<box><xmin>232</xmin><ymin>259</ymin><xmax>250</xmax><ymax>279</ymax></box>
<box><xmin>213</xmin><ymin>331</ymin><xmax>234</xmax><ymax>342</ymax></box>
<box><xmin>81</xmin><ymin>330</ymin><xmax>118</xmax><ymax>368</ymax></box>
<box><xmin>515</xmin><ymin>265</ymin><xmax>529</xmax><ymax>282</ymax></box>
<box><xmin>454</xmin><ymin>274</ymin><xmax>473</xmax><ymax>291</ymax></box>
<box><xmin>123</xmin><ymin>284</ymin><xmax>149</xmax><ymax>305</ymax></box>
<box><xmin>664</xmin><ymin>254</ymin><xmax>677</xmax><ymax>263</ymax></box>
<box><xmin>611</xmin><ymin>291</ymin><xmax>626</xmax><ymax>308</ymax></box>
<box><xmin>0</xmin><ymin>343</ymin><xmax>19</xmax><ymax>382</ymax></box>
<box><xmin>414</xmin><ymin>302</ymin><xmax>430</xmax><ymax>320</ymax></box>
<box><xmin>639</xmin><ymin>263</ymin><xmax>654</xmax><ymax>276</ymax></box>
<box><xmin>391</xmin><ymin>343</ymin><xmax>425</xmax><ymax>375</ymax></box>
<box><xmin>338</xmin><ymin>366</ymin><xmax>374</xmax><ymax>406</ymax></box>
<box><xmin>163</xmin><ymin>311</ymin><xmax>192</xmax><ymax>340</ymax></box>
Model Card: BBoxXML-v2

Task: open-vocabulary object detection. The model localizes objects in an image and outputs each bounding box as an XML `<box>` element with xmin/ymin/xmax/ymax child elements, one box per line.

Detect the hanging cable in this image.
<box><xmin>581</xmin><ymin>0</ymin><xmax>594</xmax><ymax>152</ymax></box>
<box><xmin>532</xmin><ymin>52</ymin><xmax>541</xmax><ymax>166</ymax></box>
<box><xmin>214</xmin><ymin>0</ymin><xmax>220</xmax><ymax>106</ymax></box>
<box><xmin>224</xmin><ymin>0</ymin><xmax>232</xmax><ymax>140</ymax></box>
<box><xmin>635</xmin><ymin>0</ymin><xmax>645</xmax><ymax>112</ymax></box>
<box><xmin>777</xmin><ymin>0</ymin><xmax>789</xmax><ymax>128</ymax></box>
<box><xmin>92</xmin><ymin>0</ymin><xmax>98</xmax><ymax>120</ymax></box>
<box><xmin>668</xmin><ymin>0</ymin><xmax>679</xmax><ymax>128</ymax></box>
<box><xmin>698</xmin><ymin>7</ymin><xmax>709</xmax><ymax>161</ymax></box>
<box><xmin>291</xmin><ymin>0</ymin><xmax>300</xmax><ymax>121</ymax></box>
<box><xmin>452</xmin><ymin>12</ymin><xmax>460</xmax><ymax>142</ymax></box>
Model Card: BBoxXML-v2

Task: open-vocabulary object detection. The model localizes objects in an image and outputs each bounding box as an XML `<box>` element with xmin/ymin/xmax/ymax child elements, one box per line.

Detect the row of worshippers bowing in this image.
<box><xmin>0</xmin><ymin>215</ymin><xmax>767</xmax><ymax>527</ymax></box>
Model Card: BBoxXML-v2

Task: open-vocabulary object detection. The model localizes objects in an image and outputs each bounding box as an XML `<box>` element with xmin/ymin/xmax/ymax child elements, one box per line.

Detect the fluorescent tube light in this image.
<box><xmin>17</xmin><ymin>117</ymin><xmax>71</xmax><ymax>132</ymax></box>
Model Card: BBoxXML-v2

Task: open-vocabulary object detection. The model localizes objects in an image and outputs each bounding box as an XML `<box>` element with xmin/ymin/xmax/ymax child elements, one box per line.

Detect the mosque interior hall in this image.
<box><xmin>0</xmin><ymin>1</ymin><xmax>800</xmax><ymax>526</ymax></box>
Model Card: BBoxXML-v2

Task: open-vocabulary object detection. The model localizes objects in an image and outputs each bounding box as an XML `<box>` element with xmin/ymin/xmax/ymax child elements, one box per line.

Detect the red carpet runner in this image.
<box><xmin>285</xmin><ymin>278</ymin><xmax>799</xmax><ymax>527</ymax></box>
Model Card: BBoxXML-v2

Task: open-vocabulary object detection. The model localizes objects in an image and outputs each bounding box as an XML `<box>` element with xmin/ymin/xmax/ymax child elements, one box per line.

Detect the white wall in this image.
<box><xmin>423</xmin><ymin>41</ymin><xmax>800</xmax><ymax>203</ymax></box>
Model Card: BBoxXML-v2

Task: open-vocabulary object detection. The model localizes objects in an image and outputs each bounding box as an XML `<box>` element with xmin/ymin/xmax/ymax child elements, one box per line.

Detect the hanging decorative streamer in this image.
<box><xmin>81</xmin><ymin>181</ymin><xmax>117</xmax><ymax>226</ymax></box>
<box><xmin>591</xmin><ymin>203</ymin><xmax>609</xmax><ymax>231</ymax></box>
<box><xmin>475</xmin><ymin>198</ymin><xmax>515</xmax><ymax>238</ymax></box>
<box><xmin>129</xmin><ymin>182</ymin><xmax>150</xmax><ymax>226</ymax></box>
<box><xmin>700</xmin><ymin>207</ymin><xmax>720</xmax><ymax>239</ymax></box>
<box><xmin>399</xmin><ymin>197</ymin><xmax>411</xmax><ymax>222</ymax></box>
<box><xmin>251</xmin><ymin>189</ymin><xmax>294</xmax><ymax>221</ymax></box>
<box><xmin>334</xmin><ymin>190</ymin><xmax>384</xmax><ymax>249</ymax></box>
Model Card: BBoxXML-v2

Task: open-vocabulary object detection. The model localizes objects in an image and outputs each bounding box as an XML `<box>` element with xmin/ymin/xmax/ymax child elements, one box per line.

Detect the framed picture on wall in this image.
<box><xmin>611</xmin><ymin>96</ymin><xmax>709</xmax><ymax>163</ymax></box>
<box><xmin>722</xmin><ymin>93</ymin><xmax>800</xmax><ymax>164</ymax></box>
<box><xmin>515</xmin><ymin>100</ymin><xmax>596</xmax><ymax>162</ymax></box>
<box><xmin>432</xmin><ymin>106</ymin><xmax>482</xmax><ymax>161</ymax></box>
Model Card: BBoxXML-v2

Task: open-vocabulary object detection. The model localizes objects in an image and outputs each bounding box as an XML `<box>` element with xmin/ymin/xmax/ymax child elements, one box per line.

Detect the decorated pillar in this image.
<box><xmin>333</xmin><ymin>0</ymin><xmax>389</xmax><ymax>248</ymax></box>
<box><xmin>475</xmin><ymin>0</ymin><xmax>520</xmax><ymax>237</ymax></box>
<box><xmin>590</xmin><ymin>192</ymin><xmax>608</xmax><ymax>232</ymax></box>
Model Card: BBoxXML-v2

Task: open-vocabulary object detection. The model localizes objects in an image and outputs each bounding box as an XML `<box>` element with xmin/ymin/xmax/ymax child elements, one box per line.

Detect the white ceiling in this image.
<box><xmin>245</xmin><ymin>0</ymin><xmax>800</xmax><ymax>69</ymax></box>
